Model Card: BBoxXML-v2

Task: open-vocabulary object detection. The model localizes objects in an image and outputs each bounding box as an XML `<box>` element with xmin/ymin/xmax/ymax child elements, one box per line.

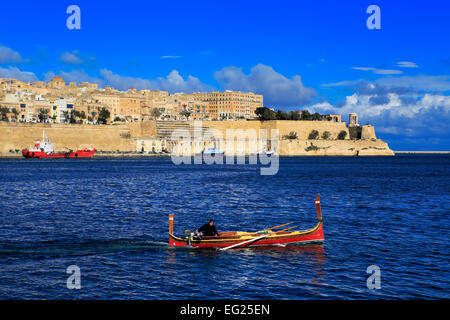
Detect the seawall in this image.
<box><xmin>0</xmin><ymin>121</ymin><xmax>394</xmax><ymax>156</ymax></box>
<box><xmin>0</xmin><ymin>122</ymin><xmax>134</xmax><ymax>153</ymax></box>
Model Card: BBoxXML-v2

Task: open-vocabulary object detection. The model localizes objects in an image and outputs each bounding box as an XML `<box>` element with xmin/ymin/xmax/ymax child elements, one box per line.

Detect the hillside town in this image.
<box><xmin>0</xmin><ymin>76</ymin><xmax>264</xmax><ymax>124</ymax></box>
<box><xmin>0</xmin><ymin>76</ymin><xmax>395</xmax><ymax>157</ymax></box>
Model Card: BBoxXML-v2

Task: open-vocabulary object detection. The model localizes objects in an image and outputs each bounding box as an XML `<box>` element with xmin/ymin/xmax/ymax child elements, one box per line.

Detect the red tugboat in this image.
<box><xmin>169</xmin><ymin>195</ymin><xmax>324</xmax><ymax>250</ymax></box>
<box><xmin>22</xmin><ymin>131</ymin><xmax>95</xmax><ymax>159</ymax></box>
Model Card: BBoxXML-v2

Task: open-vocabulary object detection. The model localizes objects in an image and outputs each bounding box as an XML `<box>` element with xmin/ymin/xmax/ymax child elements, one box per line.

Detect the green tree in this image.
<box><xmin>288</xmin><ymin>111</ymin><xmax>301</xmax><ymax>120</ymax></box>
<box><xmin>63</xmin><ymin>110</ymin><xmax>70</xmax><ymax>123</ymax></box>
<box><xmin>151</xmin><ymin>108</ymin><xmax>162</xmax><ymax>119</ymax></box>
<box><xmin>179</xmin><ymin>109</ymin><xmax>191</xmax><ymax>120</ymax></box>
<box><xmin>72</xmin><ymin>110</ymin><xmax>81</xmax><ymax>119</ymax></box>
<box><xmin>311</xmin><ymin>112</ymin><xmax>322</xmax><ymax>121</ymax></box>
<box><xmin>337</xmin><ymin>130</ymin><xmax>347</xmax><ymax>140</ymax></box>
<box><xmin>283</xmin><ymin>131</ymin><xmax>298</xmax><ymax>140</ymax></box>
<box><xmin>70</xmin><ymin>110</ymin><xmax>83</xmax><ymax>123</ymax></box>
<box><xmin>0</xmin><ymin>107</ymin><xmax>9</xmax><ymax>121</ymax></box>
<box><xmin>38</xmin><ymin>108</ymin><xmax>50</xmax><ymax>122</ymax></box>
<box><xmin>255</xmin><ymin>107</ymin><xmax>276</xmax><ymax>121</ymax></box>
<box><xmin>321</xmin><ymin>131</ymin><xmax>331</xmax><ymax>140</ymax></box>
<box><xmin>301</xmin><ymin>110</ymin><xmax>311</xmax><ymax>120</ymax></box>
<box><xmin>276</xmin><ymin>110</ymin><xmax>289</xmax><ymax>120</ymax></box>
<box><xmin>98</xmin><ymin>107</ymin><xmax>111</xmax><ymax>124</ymax></box>
<box><xmin>308</xmin><ymin>130</ymin><xmax>319</xmax><ymax>140</ymax></box>
<box><xmin>11</xmin><ymin>108</ymin><xmax>19</xmax><ymax>121</ymax></box>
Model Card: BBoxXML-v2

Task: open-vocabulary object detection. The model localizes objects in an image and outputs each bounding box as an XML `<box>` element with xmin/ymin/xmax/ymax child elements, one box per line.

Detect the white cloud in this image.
<box><xmin>0</xmin><ymin>45</ymin><xmax>23</xmax><ymax>64</ymax></box>
<box><xmin>100</xmin><ymin>69</ymin><xmax>212</xmax><ymax>93</ymax></box>
<box><xmin>352</xmin><ymin>67</ymin><xmax>376</xmax><ymax>71</ymax></box>
<box><xmin>214</xmin><ymin>63</ymin><xmax>316</xmax><ymax>107</ymax></box>
<box><xmin>160</xmin><ymin>55</ymin><xmax>181</xmax><ymax>59</ymax></box>
<box><xmin>40</xmin><ymin>69</ymin><xmax>212</xmax><ymax>93</ymax></box>
<box><xmin>322</xmin><ymin>75</ymin><xmax>450</xmax><ymax>92</ymax></box>
<box><xmin>309</xmin><ymin>91</ymin><xmax>450</xmax><ymax>138</ymax></box>
<box><xmin>44</xmin><ymin>70</ymin><xmax>104</xmax><ymax>85</ymax></box>
<box><xmin>352</xmin><ymin>66</ymin><xmax>403</xmax><ymax>75</ymax></box>
<box><xmin>60</xmin><ymin>51</ymin><xmax>84</xmax><ymax>65</ymax></box>
<box><xmin>321</xmin><ymin>80</ymin><xmax>358</xmax><ymax>87</ymax></box>
<box><xmin>373</xmin><ymin>69</ymin><xmax>403</xmax><ymax>75</ymax></box>
<box><xmin>375</xmin><ymin>75</ymin><xmax>450</xmax><ymax>92</ymax></box>
<box><xmin>0</xmin><ymin>66</ymin><xmax>38</xmax><ymax>82</ymax></box>
<box><xmin>397</xmin><ymin>61</ymin><xmax>419</xmax><ymax>68</ymax></box>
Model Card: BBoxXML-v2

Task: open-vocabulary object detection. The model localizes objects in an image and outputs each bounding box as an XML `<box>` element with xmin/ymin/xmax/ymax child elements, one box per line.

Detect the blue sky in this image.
<box><xmin>1</xmin><ymin>0</ymin><xmax>450</xmax><ymax>150</ymax></box>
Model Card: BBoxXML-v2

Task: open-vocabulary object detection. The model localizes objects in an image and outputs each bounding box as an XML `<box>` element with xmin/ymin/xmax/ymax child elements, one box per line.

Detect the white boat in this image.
<box><xmin>202</xmin><ymin>147</ymin><xmax>224</xmax><ymax>155</ymax></box>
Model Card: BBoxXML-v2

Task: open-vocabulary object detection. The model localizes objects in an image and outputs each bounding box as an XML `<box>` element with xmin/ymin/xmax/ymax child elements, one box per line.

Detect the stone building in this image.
<box><xmin>189</xmin><ymin>90</ymin><xmax>263</xmax><ymax>120</ymax></box>
<box><xmin>48</xmin><ymin>76</ymin><xmax>65</xmax><ymax>89</ymax></box>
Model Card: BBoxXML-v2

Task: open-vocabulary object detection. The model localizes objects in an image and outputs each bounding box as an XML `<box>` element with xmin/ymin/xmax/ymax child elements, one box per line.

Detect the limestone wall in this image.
<box><xmin>270</xmin><ymin>120</ymin><xmax>350</xmax><ymax>140</ymax></box>
<box><xmin>188</xmin><ymin>120</ymin><xmax>351</xmax><ymax>140</ymax></box>
<box><xmin>0</xmin><ymin>120</ymin><xmax>393</xmax><ymax>156</ymax></box>
<box><xmin>0</xmin><ymin>122</ymin><xmax>134</xmax><ymax>152</ymax></box>
<box><xmin>127</xmin><ymin>121</ymin><xmax>157</xmax><ymax>139</ymax></box>
<box><xmin>279</xmin><ymin>139</ymin><xmax>394</xmax><ymax>156</ymax></box>
<box><xmin>361</xmin><ymin>125</ymin><xmax>376</xmax><ymax>140</ymax></box>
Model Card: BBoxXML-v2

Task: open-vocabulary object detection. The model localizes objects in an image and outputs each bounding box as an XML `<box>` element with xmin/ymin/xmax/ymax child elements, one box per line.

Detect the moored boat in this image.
<box><xmin>21</xmin><ymin>131</ymin><xmax>95</xmax><ymax>159</ymax></box>
<box><xmin>202</xmin><ymin>147</ymin><xmax>224</xmax><ymax>155</ymax></box>
<box><xmin>169</xmin><ymin>194</ymin><xmax>324</xmax><ymax>250</ymax></box>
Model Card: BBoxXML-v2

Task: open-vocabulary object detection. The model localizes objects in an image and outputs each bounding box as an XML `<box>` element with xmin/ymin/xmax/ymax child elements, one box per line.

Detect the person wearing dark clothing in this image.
<box><xmin>196</xmin><ymin>220</ymin><xmax>219</xmax><ymax>237</ymax></box>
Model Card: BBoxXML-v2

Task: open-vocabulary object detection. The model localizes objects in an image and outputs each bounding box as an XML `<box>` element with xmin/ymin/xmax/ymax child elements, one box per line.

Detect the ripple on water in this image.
<box><xmin>0</xmin><ymin>156</ymin><xmax>449</xmax><ymax>299</ymax></box>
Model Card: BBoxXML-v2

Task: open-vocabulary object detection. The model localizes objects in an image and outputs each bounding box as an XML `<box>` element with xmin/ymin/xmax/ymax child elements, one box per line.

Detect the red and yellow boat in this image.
<box><xmin>169</xmin><ymin>195</ymin><xmax>324</xmax><ymax>250</ymax></box>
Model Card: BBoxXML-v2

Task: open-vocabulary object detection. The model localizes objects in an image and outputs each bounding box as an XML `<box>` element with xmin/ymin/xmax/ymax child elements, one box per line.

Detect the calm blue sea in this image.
<box><xmin>0</xmin><ymin>155</ymin><xmax>449</xmax><ymax>299</ymax></box>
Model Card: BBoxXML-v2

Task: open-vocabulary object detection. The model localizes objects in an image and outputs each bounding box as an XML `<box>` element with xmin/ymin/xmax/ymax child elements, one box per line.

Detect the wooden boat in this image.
<box><xmin>169</xmin><ymin>195</ymin><xmax>324</xmax><ymax>250</ymax></box>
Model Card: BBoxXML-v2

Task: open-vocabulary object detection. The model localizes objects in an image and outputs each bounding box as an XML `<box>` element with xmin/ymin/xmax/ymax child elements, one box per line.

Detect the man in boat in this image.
<box><xmin>195</xmin><ymin>220</ymin><xmax>220</xmax><ymax>238</ymax></box>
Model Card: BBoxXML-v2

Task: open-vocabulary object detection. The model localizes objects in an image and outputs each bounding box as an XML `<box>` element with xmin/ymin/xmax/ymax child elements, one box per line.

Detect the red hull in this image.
<box><xmin>22</xmin><ymin>148</ymin><xmax>96</xmax><ymax>159</ymax></box>
<box><xmin>169</xmin><ymin>223</ymin><xmax>324</xmax><ymax>248</ymax></box>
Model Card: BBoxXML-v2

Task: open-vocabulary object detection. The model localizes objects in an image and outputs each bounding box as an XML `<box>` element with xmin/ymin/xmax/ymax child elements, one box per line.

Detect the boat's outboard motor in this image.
<box><xmin>184</xmin><ymin>230</ymin><xmax>193</xmax><ymax>246</ymax></box>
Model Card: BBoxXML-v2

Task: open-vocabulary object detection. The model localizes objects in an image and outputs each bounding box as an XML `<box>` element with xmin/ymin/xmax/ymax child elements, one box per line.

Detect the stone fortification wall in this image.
<box><xmin>0</xmin><ymin>120</ymin><xmax>392</xmax><ymax>156</ymax></box>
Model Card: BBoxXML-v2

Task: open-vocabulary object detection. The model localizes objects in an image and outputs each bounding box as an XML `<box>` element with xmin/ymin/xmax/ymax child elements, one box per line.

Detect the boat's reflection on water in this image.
<box><xmin>167</xmin><ymin>244</ymin><xmax>327</xmax><ymax>293</ymax></box>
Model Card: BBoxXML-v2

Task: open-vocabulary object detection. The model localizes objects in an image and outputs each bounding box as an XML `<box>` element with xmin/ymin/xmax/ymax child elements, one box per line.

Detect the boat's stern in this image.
<box><xmin>169</xmin><ymin>214</ymin><xmax>188</xmax><ymax>247</ymax></box>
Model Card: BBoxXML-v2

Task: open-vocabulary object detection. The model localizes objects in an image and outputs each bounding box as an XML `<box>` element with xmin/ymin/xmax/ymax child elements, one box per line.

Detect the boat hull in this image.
<box><xmin>22</xmin><ymin>148</ymin><xmax>96</xmax><ymax>159</ymax></box>
<box><xmin>169</xmin><ymin>222</ymin><xmax>324</xmax><ymax>249</ymax></box>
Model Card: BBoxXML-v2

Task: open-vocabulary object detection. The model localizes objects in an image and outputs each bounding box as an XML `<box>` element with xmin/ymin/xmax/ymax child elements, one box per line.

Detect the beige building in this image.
<box><xmin>48</xmin><ymin>76</ymin><xmax>65</xmax><ymax>89</ymax></box>
<box><xmin>92</xmin><ymin>93</ymin><xmax>120</xmax><ymax>121</ymax></box>
<box><xmin>321</xmin><ymin>114</ymin><xmax>342</xmax><ymax>122</ymax></box>
<box><xmin>1</xmin><ymin>76</ymin><xmax>264</xmax><ymax>123</ymax></box>
<box><xmin>119</xmin><ymin>94</ymin><xmax>143</xmax><ymax>122</ymax></box>
<box><xmin>189</xmin><ymin>90</ymin><xmax>263</xmax><ymax>120</ymax></box>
